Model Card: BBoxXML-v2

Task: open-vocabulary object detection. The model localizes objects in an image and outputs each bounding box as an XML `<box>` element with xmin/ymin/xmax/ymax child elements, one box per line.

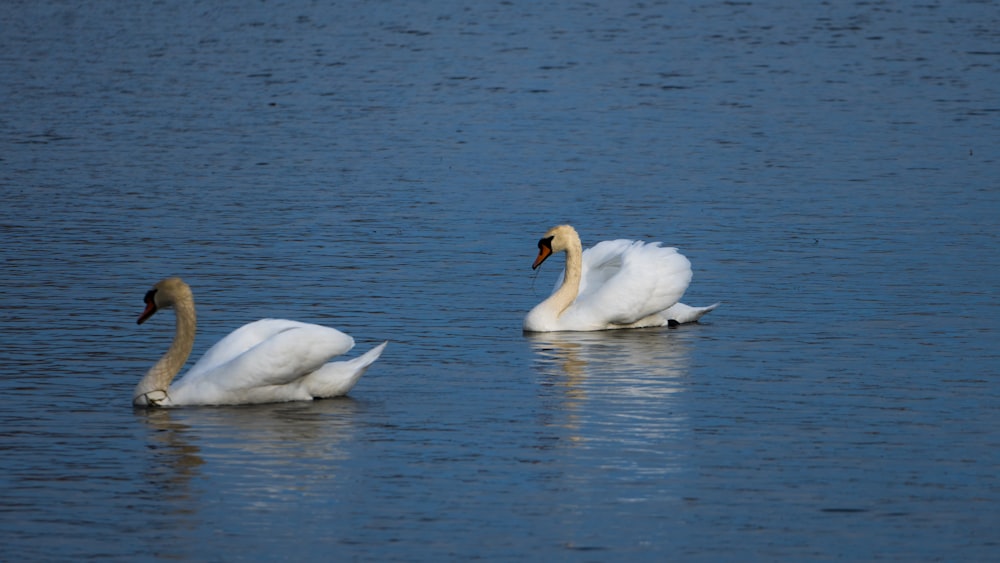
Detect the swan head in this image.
<box><xmin>137</xmin><ymin>277</ymin><xmax>192</xmax><ymax>324</ymax></box>
<box><xmin>532</xmin><ymin>224</ymin><xmax>579</xmax><ymax>270</ymax></box>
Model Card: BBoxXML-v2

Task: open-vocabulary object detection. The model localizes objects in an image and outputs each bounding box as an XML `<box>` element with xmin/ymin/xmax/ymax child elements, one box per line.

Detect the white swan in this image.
<box><xmin>133</xmin><ymin>277</ymin><xmax>387</xmax><ymax>407</ymax></box>
<box><xmin>523</xmin><ymin>225</ymin><xmax>719</xmax><ymax>332</ymax></box>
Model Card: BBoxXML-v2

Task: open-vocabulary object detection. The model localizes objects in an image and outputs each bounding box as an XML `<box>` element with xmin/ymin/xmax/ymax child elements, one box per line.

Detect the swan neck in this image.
<box><xmin>551</xmin><ymin>237</ymin><xmax>583</xmax><ymax>315</ymax></box>
<box><xmin>134</xmin><ymin>298</ymin><xmax>196</xmax><ymax>403</ymax></box>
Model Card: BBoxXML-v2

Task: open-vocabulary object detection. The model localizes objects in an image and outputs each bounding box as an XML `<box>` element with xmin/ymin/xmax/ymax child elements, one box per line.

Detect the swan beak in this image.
<box><xmin>137</xmin><ymin>289</ymin><xmax>158</xmax><ymax>325</ymax></box>
<box><xmin>137</xmin><ymin>301</ymin><xmax>157</xmax><ymax>324</ymax></box>
<box><xmin>532</xmin><ymin>245</ymin><xmax>552</xmax><ymax>270</ymax></box>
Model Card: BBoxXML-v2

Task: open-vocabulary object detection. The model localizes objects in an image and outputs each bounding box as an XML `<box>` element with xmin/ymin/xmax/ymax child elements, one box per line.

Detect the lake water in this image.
<box><xmin>2</xmin><ymin>0</ymin><xmax>999</xmax><ymax>560</ymax></box>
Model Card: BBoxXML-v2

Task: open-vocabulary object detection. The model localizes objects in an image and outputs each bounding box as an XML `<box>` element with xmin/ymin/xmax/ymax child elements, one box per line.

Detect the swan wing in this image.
<box><xmin>182</xmin><ymin>319</ymin><xmax>331</xmax><ymax>378</ymax></box>
<box><xmin>304</xmin><ymin>341</ymin><xmax>388</xmax><ymax>398</ymax></box>
<box><xmin>568</xmin><ymin>240</ymin><xmax>692</xmax><ymax>327</ymax></box>
<box><xmin>550</xmin><ymin>239</ymin><xmax>630</xmax><ymax>296</ymax></box>
<box><xmin>578</xmin><ymin>239</ymin><xmax>634</xmax><ymax>297</ymax></box>
<box><xmin>171</xmin><ymin>320</ymin><xmax>355</xmax><ymax>404</ymax></box>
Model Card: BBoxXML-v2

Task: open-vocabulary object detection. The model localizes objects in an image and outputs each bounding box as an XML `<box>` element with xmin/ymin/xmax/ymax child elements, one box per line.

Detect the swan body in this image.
<box><xmin>134</xmin><ymin>277</ymin><xmax>386</xmax><ymax>407</ymax></box>
<box><xmin>524</xmin><ymin>225</ymin><xmax>719</xmax><ymax>332</ymax></box>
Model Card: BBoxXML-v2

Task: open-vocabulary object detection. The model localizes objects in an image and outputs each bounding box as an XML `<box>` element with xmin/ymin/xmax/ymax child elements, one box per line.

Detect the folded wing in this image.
<box><xmin>569</xmin><ymin>240</ymin><xmax>692</xmax><ymax>327</ymax></box>
<box><xmin>172</xmin><ymin>320</ymin><xmax>355</xmax><ymax>403</ymax></box>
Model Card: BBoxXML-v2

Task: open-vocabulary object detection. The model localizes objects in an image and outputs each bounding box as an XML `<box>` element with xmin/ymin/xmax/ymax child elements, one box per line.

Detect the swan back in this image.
<box><xmin>184</xmin><ymin>319</ymin><xmax>354</xmax><ymax>379</ymax></box>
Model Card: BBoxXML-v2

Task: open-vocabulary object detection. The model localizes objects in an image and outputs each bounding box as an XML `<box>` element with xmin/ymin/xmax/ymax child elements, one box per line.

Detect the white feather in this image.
<box><xmin>134</xmin><ymin>278</ymin><xmax>386</xmax><ymax>407</ymax></box>
<box><xmin>525</xmin><ymin>226</ymin><xmax>718</xmax><ymax>332</ymax></box>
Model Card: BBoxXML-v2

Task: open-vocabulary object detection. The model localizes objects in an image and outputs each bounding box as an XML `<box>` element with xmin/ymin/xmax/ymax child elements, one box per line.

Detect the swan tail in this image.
<box><xmin>305</xmin><ymin>341</ymin><xmax>388</xmax><ymax>399</ymax></box>
<box><xmin>663</xmin><ymin>302</ymin><xmax>720</xmax><ymax>324</ymax></box>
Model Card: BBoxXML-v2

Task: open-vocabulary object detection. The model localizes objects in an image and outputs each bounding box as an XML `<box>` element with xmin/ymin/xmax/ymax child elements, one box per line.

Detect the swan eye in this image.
<box><xmin>144</xmin><ymin>289</ymin><xmax>157</xmax><ymax>304</ymax></box>
<box><xmin>538</xmin><ymin>236</ymin><xmax>554</xmax><ymax>250</ymax></box>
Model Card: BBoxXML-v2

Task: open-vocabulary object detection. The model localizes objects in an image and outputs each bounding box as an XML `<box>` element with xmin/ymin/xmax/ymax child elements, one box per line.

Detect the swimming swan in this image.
<box><xmin>524</xmin><ymin>225</ymin><xmax>718</xmax><ymax>332</ymax></box>
<box><xmin>133</xmin><ymin>277</ymin><xmax>387</xmax><ymax>407</ymax></box>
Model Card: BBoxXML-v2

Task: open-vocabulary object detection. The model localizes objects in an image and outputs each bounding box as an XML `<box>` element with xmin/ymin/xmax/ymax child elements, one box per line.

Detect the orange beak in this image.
<box><xmin>137</xmin><ymin>290</ymin><xmax>158</xmax><ymax>325</ymax></box>
<box><xmin>532</xmin><ymin>244</ymin><xmax>553</xmax><ymax>270</ymax></box>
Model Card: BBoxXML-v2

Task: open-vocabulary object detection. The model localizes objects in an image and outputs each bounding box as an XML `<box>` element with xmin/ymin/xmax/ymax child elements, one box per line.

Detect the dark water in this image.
<box><xmin>2</xmin><ymin>0</ymin><xmax>999</xmax><ymax>560</ymax></box>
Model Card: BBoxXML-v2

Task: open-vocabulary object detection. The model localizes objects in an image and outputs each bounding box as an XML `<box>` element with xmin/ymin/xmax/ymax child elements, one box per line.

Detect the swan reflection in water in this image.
<box><xmin>136</xmin><ymin>399</ymin><xmax>361</xmax><ymax>502</ymax></box>
<box><xmin>528</xmin><ymin>328</ymin><xmax>692</xmax><ymax>398</ymax></box>
<box><xmin>526</xmin><ymin>328</ymin><xmax>693</xmax><ymax>472</ymax></box>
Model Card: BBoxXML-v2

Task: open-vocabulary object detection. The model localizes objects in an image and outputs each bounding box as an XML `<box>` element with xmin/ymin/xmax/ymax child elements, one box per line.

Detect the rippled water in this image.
<box><xmin>2</xmin><ymin>0</ymin><xmax>999</xmax><ymax>560</ymax></box>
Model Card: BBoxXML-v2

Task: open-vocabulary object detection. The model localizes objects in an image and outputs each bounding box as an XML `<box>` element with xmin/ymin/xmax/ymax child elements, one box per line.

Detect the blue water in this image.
<box><xmin>2</xmin><ymin>0</ymin><xmax>999</xmax><ymax>560</ymax></box>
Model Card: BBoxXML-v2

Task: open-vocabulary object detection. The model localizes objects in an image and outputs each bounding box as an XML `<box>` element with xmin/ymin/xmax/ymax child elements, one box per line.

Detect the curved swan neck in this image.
<box><xmin>134</xmin><ymin>297</ymin><xmax>196</xmax><ymax>404</ymax></box>
<box><xmin>548</xmin><ymin>230</ymin><xmax>584</xmax><ymax>316</ymax></box>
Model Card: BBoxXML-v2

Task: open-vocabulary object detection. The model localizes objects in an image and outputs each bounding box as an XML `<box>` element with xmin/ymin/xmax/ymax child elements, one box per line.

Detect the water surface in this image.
<box><xmin>2</xmin><ymin>0</ymin><xmax>999</xmax><ymax>560</ymax></box>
